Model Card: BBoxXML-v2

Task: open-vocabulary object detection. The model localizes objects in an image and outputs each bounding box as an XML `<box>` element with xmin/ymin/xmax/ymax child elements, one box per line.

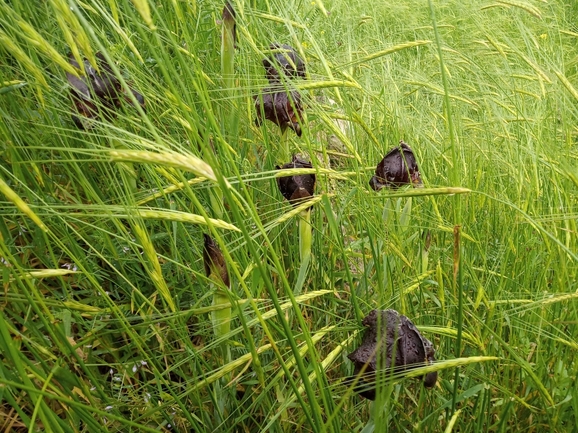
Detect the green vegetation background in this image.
<box><xmin>0</xmin><ymin>0</ymin><xmax>577</xmax><ymax>431</ymax></box>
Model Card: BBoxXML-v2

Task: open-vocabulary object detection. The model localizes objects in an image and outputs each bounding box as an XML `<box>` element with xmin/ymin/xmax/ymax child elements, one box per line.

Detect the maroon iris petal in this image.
<box><xmin>263</xmin><ymin>43</ymin><xmax>306</xmax><ymax>82</ymax></box>
<box><xmin>254</xmin><ymin>88</ymin><xmax>303</xmax><ymax>136</ymax></box>
<box><xmin>370</xmin><ymin>141</ymin><xmax>423</xmax><ymax>190</ymax></box>
<box><xmin>203</xmin><ymin>234</ymin><xmax>230</xmax><ymax>288</ymax></box>
<box><xmin>275</xmin><ymin>156</ymin><xmax>316</xmax><ymax>207</ymax></box>
<box><xmin>66</xmin><ymin>52</ymin><xmax>145</xmax><ymax>128</ymax></box>
<box><xmin>222</xmin><ymin>1</ymin><xmax>237</xmax><ymax>48</ymax></box>
<box><xmin>347</xmin><ymin>309</ymin><xmax>437</xmax><ymax>400</ymax></box>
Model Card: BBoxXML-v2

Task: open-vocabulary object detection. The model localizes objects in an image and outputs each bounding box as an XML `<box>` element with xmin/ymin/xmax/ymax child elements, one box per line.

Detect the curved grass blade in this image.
<box><xmin>0</xmin><ymin>80</ymin><xmax>27</xmax><ymax>94</ymax></box>
<box><xmin>335</xmin><ymin>41</ymin><xmax>432</xmax><ymax>70</ymax></box>
<box><xmin>0</xmin><ymin>177</ymin><xmax>47</xmax><ymax>231</ymax></box>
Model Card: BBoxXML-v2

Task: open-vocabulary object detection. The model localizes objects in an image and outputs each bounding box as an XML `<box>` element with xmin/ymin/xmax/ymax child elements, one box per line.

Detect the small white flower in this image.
<box><xmin>144</xmin><ymin>393</ymin><xmax>151</xmax><ymax>403</ymax></box>
<box><xmin>105</xmin><ymin>405</ymin><xmax>113</xmax><ymax>411</ymax></box>
<box><xmin>132</xmin><ymin>360</ymin><xmax>147</xmax><ymax>373</ymax></box>
<box><xmin>61</xmin><ymin>263</ymin><xmax>78</xmax><ymax>271</ymax></box>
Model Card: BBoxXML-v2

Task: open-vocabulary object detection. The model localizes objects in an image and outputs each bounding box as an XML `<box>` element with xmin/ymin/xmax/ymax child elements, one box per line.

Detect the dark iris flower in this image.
<box><xmin>254</xmin><ymin>88</ymin><xmax>303</xmax><ymax>136</ymax></box>
<box><xmin>67</xmin><ymin>52</ymin><xmax>119</xmax><ymax>110</ymax></box>
<box><xmin>70</xmin><ymin>97</ymin><xmax>99</xmax><ymax>130</ymax></box>
<box><xmin>275</xmin><ymin>155</ymin><xmax>316</xmax><ymax>207</ymax></box>
<box><xmin>263</xmin><ymin>43</ymin><xmax>306</xmax><ymax>82</ymax></box>
<box><xmin>369</xmin><ymin>141</ymin><xmax>422</xmax><ymax>190</ymax></box>
<box><xmin>222</xmin><ymin>1</ymin><xmax>237</xmax><ymax>48</ymax></box>
<box><xmin>66</xmin><ymin>52</ymin><xmax>145</xmax><ymax>129</ymax></box>
<box><xmin>255</xmin><ymin>43</ymin><xmax>306</xmax><ymax>135</ymax></box>
<box><xmin>347</xmin><ymin>309</ymin><xmax>437</xmax><ymax>400</ymax></box>
<box><xmin>203</xmin><ymin>234</ymin><xmax>230</xmax><ymax>288</ymax></box>
<box><xmin>124</xmin><ymin>87</ymin><xmax>146</xmax><ymax>109</ymax></box>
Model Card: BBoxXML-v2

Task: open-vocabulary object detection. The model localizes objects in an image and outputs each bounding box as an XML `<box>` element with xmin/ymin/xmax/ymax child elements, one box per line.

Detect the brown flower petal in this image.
<box><xmin>370</xmin><ymin>141</ymin><xmax>422</xmax><ymax>190</ymax></box>
<box><xmin>422</xmin><ymin>339</ymin><xmax>438</xmax><ymax>388</ymax></box>
<box><xmin>66</xmin><ymin>60</ymin><xmax>91</xmax><ymax>99</ymax></box>
<box><xmin>67</xmin><ymin>53</ymin><xmax>120</xmax><ymax>105</ymax></box>
<box><xmin>66</xmin><ymin>52</ymin><xmax>145</xmax><ymax>128</ymax></box>
<box><xmin>91</xmin><ymin>52</ymin><xmax>122</xmax><ymax>103</ymax></box>
<box><xmin>347</xmin><ymin>309</ymin><xmax>437</xmax><ymax>400</ymax></box>
<box><xmin>254</xmin><ymin>88</ymin><xmax>303</xmax><ymax>136</ymax></box>
<box><xmin>123</xmin><ymin>87</ymin><xmax>146</xmax><ymax>111</ymax></box>
<box><xmin>263</xmin><ymin>43</ymin><xmax>306</xmax><ymax>82</ymax></box>
<box><xmin>222</xmin><ymin>1</ymin><xmax>237</xmax><ymax>49</ymax></box>
<box><xmin>203</xmin><ymin>234</ymin><xmax>230</xmax><ymax>288</ymax></box>
<box><xmin>275</xmin><ymin>156</ymin><xmax>315</xmax><ymax>207</ymax></box>
<box><xmin>71</xmin><ymin>99</ymin><xmax>99</xmax><ymax>130</ymax></box>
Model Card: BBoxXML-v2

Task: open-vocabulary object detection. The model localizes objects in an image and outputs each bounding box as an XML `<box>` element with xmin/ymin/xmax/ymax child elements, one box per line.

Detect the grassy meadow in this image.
<box><xmin>1</xmin><ymin>0</ymin><xmax>578</xmax><ymax>431</ymax></box>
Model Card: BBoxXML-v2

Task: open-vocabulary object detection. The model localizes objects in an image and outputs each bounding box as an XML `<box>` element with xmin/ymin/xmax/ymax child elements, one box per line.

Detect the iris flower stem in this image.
<box><xmin>221</xmin><ymin>2</ymin><xmax>235</xmax><ymax>94</ymax></box>
<box><xmin>213</xmin><ymin>0</ymin><xmax>233</xmax><ymax>343</ymax></box>
<box><xmin>211</xmin><ymin>286</ymin><xmax>232</xmax><ymax>342</ymax></box>
<box><xmin>211</xmin><ymin>283</ymin><xmax>232</xmax><ymax>378</ymax></box>
<box><xmin>215</xmin><ymin>1</ymin><xmax>233</xmax><ymax>364</ymax></box>
<box><xmin>206</xmin><ymin>231</ymin><xmax>233</xmax><ymax>416</ymax></box>
<box><xmin>299</xmin><ymin>210</ymin><xmax>312</xmax><ymax>264</ymax></box>
<box><xmin>280</xmin><ymin>126</ymin><xmax>290</xmax><ymax>162</ymax></box>
<box><xmin>214</xmin><ymin>0</ymin><xmax>236</xmax><ymax>221</ymax></box>
<box><xmin>221</xmin><ymin>3</ymin><xmax>237</xmax><ymax>136</ymax></box>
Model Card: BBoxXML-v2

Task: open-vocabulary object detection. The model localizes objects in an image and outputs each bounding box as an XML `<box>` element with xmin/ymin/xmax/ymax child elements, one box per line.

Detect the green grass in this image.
<box><xmin>1</xmin><ymin>0</ymin><xmax>578</xmax><ymax>431</ymax></box>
